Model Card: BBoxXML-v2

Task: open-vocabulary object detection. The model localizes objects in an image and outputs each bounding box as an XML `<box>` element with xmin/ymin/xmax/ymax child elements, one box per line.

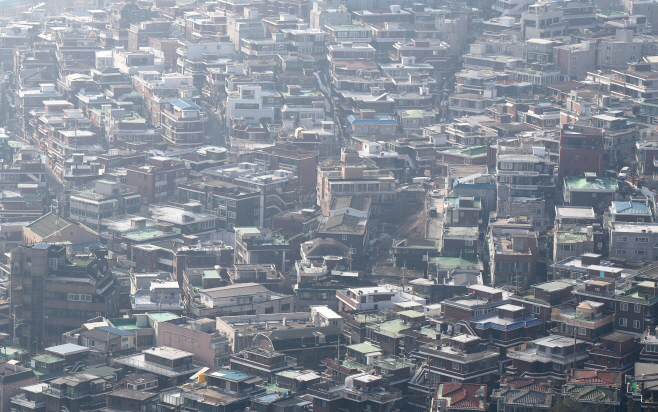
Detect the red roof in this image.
<box><xmin>567</xmin><ymin>370</ymin><xmax>622</xmax><ymax>386</ymax></box>
<box><xmin>437</xmin><ymin>383</ymin><xmax>487</xmax><ymax>410</ymax></box>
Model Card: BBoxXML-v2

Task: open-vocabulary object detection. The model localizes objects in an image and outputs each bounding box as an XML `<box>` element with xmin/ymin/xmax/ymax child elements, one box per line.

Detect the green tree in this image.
<box><xmin>550</xmin><ymin>395</ymin><xmax>588</xmax><ymax>412</ymax></box>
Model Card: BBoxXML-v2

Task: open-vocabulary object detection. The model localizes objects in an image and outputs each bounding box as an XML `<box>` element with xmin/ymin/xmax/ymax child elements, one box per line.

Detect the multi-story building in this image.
<box><xmin>68</xmin><ymin>180</ymin><xmax>141</xmax><ymax>232</ymax></box>
<box><xmin>9</xmin><ymin>245</ymin><xmax>121</xmax><ymax>351</ymax></box>
<box><xmin>194</xmin><ymin>282</ymin><xmax>294</xmax><ymax>317</ymax></box>
<box><xmin>558</xmin><ymin>124</ymin><xmax>605</xmax><ymax>183</ymax></box>
<box><xmin>114</xmin><ymin>347</ymin><xmax>202</xmax><ymax>388</ymax></box>
<box><xmin>317</xmin><ymin>150</ymin><xmax>396</xmax><ymax>216</ymax></box>
<box><xmin>587</xmin><ymin>331</ymin><xmax>640</xmax><ymax>374</ymax></box>
<box><xmin>41</xmin><ymin>373</ymin><xmax>115</xmax><ymax>412</ymax></box>
<box><xmin>609</xmin><ymin>222</ymin><xmax>658</xmax><ymax>262</ymax></box>
<box><xmin>125</xmin><ymin>156</ymin><xmax>189</xmax><ymax>206</ymax></box>
<box><xmin>307</xmin><ymin>375</ymin><xmax>402</xmax><ymax>412</ymax></box>
<box><xmin>550</xmin><ymin>300</ymin><xmax>614</xmax><ymax>342</ymax></box>
<box><xmin>506</xmin><ymin>335</ymin><xmax>589</xmax><ymax>384</ymax></box>
<box><xmin>487</xmin><ymin>227</ymin><xmax>539</xmax><ymax>290</ymax></box>
<box><xmin>509</xmin><ymin>281</ymin><xmax>575</xmax><ymax>335</ymax></box>
<box><xmin>410</xmin><ymin>335</ymin><xmax>499</xmax><ymax>389</ymax></box>
<box><xmin>563</xmin><ymin>173</ymin><xmax>618</xmax><ymax>214</ymax></box>
<box><xmin>336</xmin><ymin>285</ymin><xmax>425</xmax><ymax>312</ymax></box>
<box><xmin>553</xmin><ymin>42</ymin><xmax>596</xmax><ymax>81</ymax></box>
<box><xmin>520</xmin><ymin>0</ymin><xmax>565</xmax><ymax>39</ymax></box>
<box><xmin>161</xmin><ymin>99</ymin><xmax>206</xmax><ymax>146</ymax></box>
<box><xmin>234</xmin><ymin>227</ymin><xmax>290</xmax><ymax>271</ymax></box>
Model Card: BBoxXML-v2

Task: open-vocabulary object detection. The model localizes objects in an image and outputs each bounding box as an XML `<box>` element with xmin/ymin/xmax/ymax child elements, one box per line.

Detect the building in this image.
<box><xmin>487</xmin><ymin>227</ymin><xmax>539</xmax><ymax>290</ymax></box>
<box><xmin>114</xmin><ymin>347</ymin><xmax>202</xmax><ymax>388</ymax></box>
<box><xmin>336</xmin><ymin>286</ymin><xmax>425</xmax><ymax>312</ymax></box>
<box><xmin>234</xmin><ymin>227</ymin><xmax>290</xmax><ymax>271</ymax></box>
<box><xmin>161</xmin><ymin>99</ymin><xmax>206</xmax><ymax>146</ymax></box>
<box><xmin>125</xmin><ymin>156</ymin><xmax>189</xmax><ymax>206</ymax></box>
<box><xmin>9</xmin><ymin>245</ymin><xmax>121</xmax><ymax>350</ymax></box>
<box><xmin>506</xmin><ymin>335</ymin><xmax>589</xmax><ymax>384</ymax></box>
<box><xmin>194</xmin><ymin>282</ymin><xmax>293</xmax><ymax>317</ymax></box>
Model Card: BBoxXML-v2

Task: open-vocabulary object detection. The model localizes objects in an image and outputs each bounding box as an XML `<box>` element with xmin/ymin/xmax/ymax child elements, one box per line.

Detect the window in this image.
<box><xmin>620</xmin><ymin>302</ymin><xmax>628</xmax><ymax>311</ymax></box>
<box><xmin>342</xmin><ymin>235</ymin><xmax>347</xmax><ymax>240</ymax></box>
<box><xmin>636</xmin><ymin>250</ymin><xmax>648</xmax><ymax>256</ymax></box>
<box><xmin>635</xmin><ymin>304</ymin><xmax>641</xmax><ymax>313</ymax></box>
<box><xmin>619</xmin><ymin>318</ymin><xmax>627</xmax><ymax>327</ymax></box>
<box><xmin>578</xmin><ymin>327</ymin><xmax>586</xmax><ymax>335</ymax></box>
<box><xmin>634</xmin><ymin>320</ymin><xmax>641</xmax><ymax>329</ymax></box>
<box><xmin>637</xmin><ymin>237</ymin><xmax>649</xmax><ymax>243</ymax></box>
<box><xmin>452</xmin><ymin>362</ymin><xmax>460</xmax><ymax>370</ymax></box>
<box><xmin>617</xmin><ymin>236</ymin><xmax>628</xmax><ymax>242</ymax></box>
<box><xmin>533</xmin><ymin>305</ymin><xmax>540</xmax><ymax>314</ymax></box>
<box><xmin>465</xmin><ymin>240</ymin><xmax>474</xmax><ymax>246</ymax></box>
<box><xmin>616</xmin><ymin>249</ymin><xmax>627</xmax><ymax>255</ymax></box>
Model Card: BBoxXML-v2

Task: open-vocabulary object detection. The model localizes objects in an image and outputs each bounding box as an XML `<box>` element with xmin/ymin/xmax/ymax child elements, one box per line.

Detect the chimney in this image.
<box><xmin>581</xmin><ymin>253</ymin><xmax>602</xmax><ymax>265</ymax></box>
<box><xmin>182</xmin><ymin>235</ymin><xmax>199</xmax><ymax>245</ymax></box>
<box><xmin>157</xmin><ymin>223</ymin><xmax>173</xmax><ymax>232</ymax></box>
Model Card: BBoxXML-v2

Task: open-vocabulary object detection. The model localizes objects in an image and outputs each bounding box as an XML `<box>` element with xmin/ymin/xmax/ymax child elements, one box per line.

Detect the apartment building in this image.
<box><xmin>125</xmin><ymin>156</ymin><xmax>189</xmax><ymax>206</ymax></box>
<box><xmin>161</xmin><ymin>99</ymin><xmax>206</xmax><ymax>146</ymax></box>
<box><xmin>487</xmin><ymin>227</ymin><xmax>539</xmax><ymax>290</ymax></box>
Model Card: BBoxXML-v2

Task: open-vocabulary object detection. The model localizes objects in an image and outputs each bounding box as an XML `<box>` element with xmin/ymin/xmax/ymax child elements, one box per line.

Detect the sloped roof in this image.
<box><xmin>26</xmin><ymin>213</ymin><xmax>98</xmax><ymax>239</ymax></box>
<box><xmin>563</xmin><ymin>385</ymin><xmax>618</xmax><ymax>404</ymax></box>
<box><xmin>301</xmin><ymin>238</ymin><xmax>350</xmax><ymax>258</ymax></box>
<box><xmin>318</xmin><ymin>214</ymin><xmax>367</xmax><ymax>234</ymax></box>
<box><xmin>500</xmin><ymin>377</ymin><xmax>554</xmax><ymax>392</ymax></box>
<box><xmin>567</xmin><ymin>370</ymin><xmax>621</xmax><ymax>386</ymax></box>
<box><xmin>437</xmin><ymin>383</ymin><xmax>487</xmax><ymax>410</ymax></box>
<box><xmin>492</xmin><ymin>389</ymin><xmax>554</xmax><ymax>408</ymax></box>
<box><xmin>330</xmin><ymin>196</ymin><xmax>371</xmax><ymax>212</ymax></box>
<box><xmin>611</xmin><ymin>201</ymin><xmax>650</xmax><ymax>215</ymax></box>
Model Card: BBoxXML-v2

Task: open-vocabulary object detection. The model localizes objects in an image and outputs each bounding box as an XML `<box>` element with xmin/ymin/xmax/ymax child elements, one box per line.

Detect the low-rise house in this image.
<box><xmin>551</xmin><ymin>301</ymin><xmax>614</xmax><ymax>342</ymax></box>
<box><xmin>586</xmin><ymin>332</ymin><xmax>640</xmax><ymax>374</ymax></box>
<box><xmin>506</xmin><ymin>335</ymin><xmax>589</xmax><ymax>384</ymax></box>
<box><xmin>113</xmin><ymin>347</ymin><xmax>202</xmax><ymax>389</ymax></box>
<box><xmin>194</xmin><ymin>282</ymin><xmax>294</xmax><ymax>317</ymax></box>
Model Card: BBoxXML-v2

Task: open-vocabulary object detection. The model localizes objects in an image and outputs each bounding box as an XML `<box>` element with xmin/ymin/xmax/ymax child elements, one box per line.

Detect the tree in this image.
<box><xmin>550</xmin><ymin>395</ymin><xmax>588</xmax><ymax>412</ymax></box>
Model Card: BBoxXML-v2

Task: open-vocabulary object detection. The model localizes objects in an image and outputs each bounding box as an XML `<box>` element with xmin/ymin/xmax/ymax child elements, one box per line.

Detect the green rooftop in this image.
<box><xmin>398</xmin><ymin>310</ymin><xmax>424</xmax><ymax>319</ymax></box>
<box><xmin>147</xmin><ymin>312</ymin><xmax>181</xmax><ymax>323</ymax></box>
<box><xmin>202</xmin><ymin>270</ymin><xmax>221</xmax><ymax>279</ymax></box>
<box><xmin>556</xmin><ymin>231</ymin><xmax>588</xmax><ymax>243</ymax></box>
<box><xmin>439</xmin><ymin>145</ymin><xmax>487</xmax><ymax>158</ymax></box>
<box><xmin>533</xmin><ymin>281</ymin><xmax>573</xmax><ymax>292</ymax></box>
<box><xmin>32</xmin><ymin>354</ymin><xmax>64</xmax><ymax>365</ymax></box>
<box><xmin>342</xmin><ymin>359</ymin><xmax>366</xmax><ymax>370</ymax></box>
<box><xmin>564</xmin><ymin>175</ymin><xmax>618</xmax><ymax>191</ymax></box>
<box><xmin>376</xmin><ymin>320</ymin><xmax>411</xmax><ymax>337</ymax></box>
<box><xmin>615</xmin><ymin>286</ymin><xmax>658</xmax><ymax>305</ymax></box>
<box><xmin>347</xmin><ymin>343</ymin><xmax>381</xmax><ymax>354</ymax></box>
<box><xmin>429</xmin><ymin>256</ymin><xmax>479</xmax><ymax>270</ymax></box>
<box><xmin>261</xmin><ymin>382</ymin><xmax>289</xmax><ymax>394</ymax></box>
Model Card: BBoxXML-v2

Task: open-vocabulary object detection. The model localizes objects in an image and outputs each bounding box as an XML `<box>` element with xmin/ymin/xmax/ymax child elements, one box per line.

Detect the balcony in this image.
<box><xmin>10</xmin><ymin>394</ymin><xmax>45</xmax><ymax>409</ymax></box>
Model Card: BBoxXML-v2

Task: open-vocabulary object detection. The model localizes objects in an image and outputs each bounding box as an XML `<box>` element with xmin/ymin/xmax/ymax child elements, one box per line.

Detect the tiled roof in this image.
<box><xmin>567</xmin><ymin>370</ymin><xmax>621</xmax><ymax>386</ymax></box>
<box><xmin>318</xmin><ymin>214</ymin><xmax>367</xmax><ymax>234</ymax></box>
<box><xmin>436</xmin><ymin>383</ymin><xmax>486</xmax><ymax>410</ymax></box>
<box><xmin>563</xmin><ymin>385</ymin><xmax>619</xmax><ymax>404</ymax></box>
<box><xmin>500</xmin><ymin>377</ymin><xmax>554</xmax><ymax>392</ymax></box>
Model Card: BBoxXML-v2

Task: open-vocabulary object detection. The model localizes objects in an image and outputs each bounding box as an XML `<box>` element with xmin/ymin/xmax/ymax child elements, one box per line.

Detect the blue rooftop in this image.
<box><xmin>172</xmin><ymin>99</ymin><xmax>199</xmax><ymax>111</ymax></box>
<box><xmin>611</xmin><ymin>201</ymin><xmax>650</xmax><ymax>215</ymax></box>
<box><xmin>211</xmin><ymin>370</ymin><xmax>251</xmax><ymax>381</ymax></box>
<box><xmin>95</xmin><ymin>326</ymin><xmax>134</xmax><ymax>337</ymax></box>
